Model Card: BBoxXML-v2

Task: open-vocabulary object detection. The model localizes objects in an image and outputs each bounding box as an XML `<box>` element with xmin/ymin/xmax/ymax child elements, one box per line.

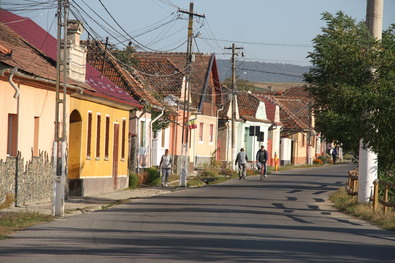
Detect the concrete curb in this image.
<box><xmin>0</xmin><ymin>185</ymin><xmax>183</xmax><ymax>218</ymax></box>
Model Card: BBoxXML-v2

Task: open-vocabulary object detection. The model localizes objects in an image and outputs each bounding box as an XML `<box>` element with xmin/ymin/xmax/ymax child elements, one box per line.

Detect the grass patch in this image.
<box><xmin>330</xmin><ymin>187</ymin><xmax>395</xmax><ymax>231</ymax></box>
<box><xmin>187</xmin><ymin>179</ymin><xmax>206</xmax><ymax>187</ymax></box>
<box><xmin>0</xmin><ymin>212</ymin><xmax>53</xmax><ymax>239</ymax></box>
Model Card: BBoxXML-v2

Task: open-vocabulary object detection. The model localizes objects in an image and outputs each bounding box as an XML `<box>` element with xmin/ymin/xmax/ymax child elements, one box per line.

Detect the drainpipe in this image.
<box><xmin>188</xmin><ymin>112</ymin><xmax>200</xmax><ymax>168</ymax></box>
<box><xmin>8</xmin><ymin>67</ymin><xmax>20</xmax><ymax>98</ymax></box>
<box><xmin>150</xmin><ymin>107</ymin><xmax>165</xmax><ymax>167</ymax></box>
<box><xmin>134</xmin><ymin>110</ymin><xmax>146</xmax><ymax>173</ymax></box>
<box><xmin>216</xmin><ymin>106</ymin><xmax>224</xmax><ymax>161</ymax></box>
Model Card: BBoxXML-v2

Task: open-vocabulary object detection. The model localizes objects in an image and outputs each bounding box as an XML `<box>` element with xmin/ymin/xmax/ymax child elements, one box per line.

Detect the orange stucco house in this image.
<box><xmin>1</xmin><ymin>10</ymin><xmax>142</xmax><ymax>196</ymax></box>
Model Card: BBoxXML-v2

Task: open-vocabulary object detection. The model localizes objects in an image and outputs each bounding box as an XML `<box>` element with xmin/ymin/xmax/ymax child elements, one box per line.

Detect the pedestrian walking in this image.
<box><xmin>332</xmin><ymin>146</ymin><xmax>338</xmax><ymax>164</ymax></box>
<box><xmin>159</xmin><ymin>149</ymin><xmax>172</xmax><ymax>187</ymax></box>
<box><xmin>235</xmin><ymin>148</ymin><xmax>248</xmax><ymax>179</ymax></box>
<box><xmin>256</xmin><ymin>145</ymin><xmax>268</xmax><ymax>180</ymax></box>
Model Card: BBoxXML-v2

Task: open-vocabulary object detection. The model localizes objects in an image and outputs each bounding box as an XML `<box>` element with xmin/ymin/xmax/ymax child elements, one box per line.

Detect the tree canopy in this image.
<box><xmin>304</xmin><ymin>12</ymin><xmax>395</xmax><ymax>173</ymax></box>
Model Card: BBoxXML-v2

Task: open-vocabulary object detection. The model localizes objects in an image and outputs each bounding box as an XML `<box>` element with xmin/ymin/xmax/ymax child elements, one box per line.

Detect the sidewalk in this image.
<box><xmin>0</xmin><ymin>185</ymin><xmax>180</xmax><ymax>218</ymax></box>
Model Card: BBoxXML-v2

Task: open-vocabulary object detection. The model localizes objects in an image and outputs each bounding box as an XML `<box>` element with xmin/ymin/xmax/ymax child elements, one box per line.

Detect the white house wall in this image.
<box><xmin>239</xmin><ymin>122</ymin><xmax>271</xmax><ymax>163</ymax></box>
<box><xmin>280</xmin><ymin>137</ymin><xmax>292</xmax><ymax>165</ymax></box>
<box><xmin>153</xmin><ymin>127</ymin><xmax>170</xmax><ymax>166</ymax></box>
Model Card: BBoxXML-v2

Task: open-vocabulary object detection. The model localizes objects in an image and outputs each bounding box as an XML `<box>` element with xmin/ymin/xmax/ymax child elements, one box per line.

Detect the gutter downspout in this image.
<box><xmin>150</xmin><ymin>107</ymin><xmax>165</xmax><ymax>167</ymax></box>
<box><xmin>9</xmin><ymin>67</ymin><xmax>20</xmax><ymax>98</ymax></box>
<box><xmin>134</xmin><ymin>110</ymin><xmax>146</xmax><ymax>173</ymax></box>
<box><xmin>216</xmin><ymin>106</ymin><xmax>224</xmax><ymax>161</ymax></box>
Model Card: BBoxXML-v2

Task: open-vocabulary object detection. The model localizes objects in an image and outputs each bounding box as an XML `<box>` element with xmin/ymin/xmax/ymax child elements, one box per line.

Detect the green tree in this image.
<box><xmin>304</xmin><ymin>12</ymin><xmax>395</xmax><ymax>173</ymax></box>
<box><xmin>109</xmin><ymin>44</ymin><xmax>138</xmax><ymax>73</ymax></box>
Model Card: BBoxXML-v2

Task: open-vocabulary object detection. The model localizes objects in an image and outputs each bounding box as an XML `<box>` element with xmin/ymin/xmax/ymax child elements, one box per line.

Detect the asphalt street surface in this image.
<box><xmin>1</xmin><ymin>164</ymin><xmax>394</xmax><ymax>262</ymax></box>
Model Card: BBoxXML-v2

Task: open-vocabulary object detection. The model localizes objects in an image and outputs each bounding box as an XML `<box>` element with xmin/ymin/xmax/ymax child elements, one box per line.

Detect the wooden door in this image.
<box><xmin>112</xmin><ymin>123</ymin><xmax>119</xmax><ymax>189</ymax></box>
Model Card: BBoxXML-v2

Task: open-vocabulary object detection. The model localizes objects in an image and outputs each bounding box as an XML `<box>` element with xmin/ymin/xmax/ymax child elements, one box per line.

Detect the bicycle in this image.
<box><xmin>259</xmin><ymin>162</ymin><xmax>267</xmax><ymax>181</ymax></box>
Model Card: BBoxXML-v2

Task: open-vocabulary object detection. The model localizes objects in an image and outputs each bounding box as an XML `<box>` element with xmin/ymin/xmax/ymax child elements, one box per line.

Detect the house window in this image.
<box><xmin>140</xmin><ymin>120</ymin><xmax>146</xmax><ymax>147</ymax></box>
<box><xmin>161</xmin><ymin>128</ymin><xmax>166</xmax><ymax>148</ymax></box>
<box><xmin>7</xmin><ymin>114</ymin><xmax>18</xmax><ymax>156</ymax></box>
<box><xmin>199</xmin><ymin>122</ymin><xmax>204</xmax><ymax>142</ymax></box>
<box><xmin>33</xmin><ymin>116</ymin><xmax>39</xmax><ymax>157</ymax></box>
<box><xmin>105</xmin><ymin>116</ymin><xmax>110</xmax><ymax>159</ymax></box>
<box><xmin>302</xmin><ymin>133</ymin><xmax>305</xmax><ymax>147</ymax></box>
<box><xmin>96</xmin><ymin>114</ymin><xmax>101</xmax><ymax>158</ymax></box>
<box><xmin>87</xmin><ymin>112</ymin><xmax>92</xmax><ymax>158</ymax></box>
<box><xmin>121</xmin><ymin>119</ymin><xmax>126</xmax><ymax>160</ymax></box>
<box><xmin>209</xmin><ymin>124</ymin><xmax>214</xmax><ymax>143</ymax></box>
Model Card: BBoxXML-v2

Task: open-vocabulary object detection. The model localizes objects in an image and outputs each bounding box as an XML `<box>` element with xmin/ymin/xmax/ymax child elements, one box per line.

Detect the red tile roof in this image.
<box><xmin>0</xmin><ymin>9</ymin><xmax>141</xmax><ymax>109</ymax></box>
<box><xmin>85</xmin><ymin>41</ymin><xmax>161</xmax><ymax>107</ymax></box>
<box><xmin>0</xmin><ymin>21</ymin><xmax>70</xmax><ymax>85</ymax></box>
<box><xmin>237</xmin><ymin>91</ymin><xmax>271</xmax><ymax>124</ymax></box>
<box><xmin>265</xmin><ymin>95</ymin><xmax>311</xmax><ymax>130</ymax></box>
<box><xmin>134</xmin><ymin>52</ymin><xmax>222</xmax><ymax>109</ymax></box>
<box><xmin>253</xmin><ymin>94</ymin><xmax>283</xmax><ymax>126</ymax></box>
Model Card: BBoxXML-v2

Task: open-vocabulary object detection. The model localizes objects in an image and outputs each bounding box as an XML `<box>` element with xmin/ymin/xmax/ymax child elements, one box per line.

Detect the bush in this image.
<box><xmin>313</xmin><ymin>158</ymin><xmax>324</xmax><ymax>165</ymax></box>
<box><xmin>144</xmin><ymin>167</ymin><xmax>161</xmax><ymax>185</ymax></box>
<box><xmin>129</xmin><ymin>172</ymin><xmax>139</xmax><ymax>189</ymax></box>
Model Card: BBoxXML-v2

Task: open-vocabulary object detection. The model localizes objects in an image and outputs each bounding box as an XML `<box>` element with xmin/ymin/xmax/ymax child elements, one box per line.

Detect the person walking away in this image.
<box><xmin>159</xmin><ymin>149</ymin><xmax>172</xmax><ymax>186</ymax></box>
<box><xmin>256</xmin><ymin>145</ymin><xmax>268</xmax><ymax>179</ymax></box>
<box><xmin>235</xmin><ymin>148</ymin><xmax>248</xmax><ymax>179</ymax></box>
<box><xmin>332</xmin><ymin>146</ymin><xmax>338</xmax><ymax>164</ymax></box>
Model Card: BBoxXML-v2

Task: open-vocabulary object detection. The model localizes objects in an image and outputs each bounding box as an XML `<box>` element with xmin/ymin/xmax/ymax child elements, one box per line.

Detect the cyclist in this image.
<box><xmin>256</xmin><ymin>145</ymin><xmax>268</xmax><ymax>180</ymax></box>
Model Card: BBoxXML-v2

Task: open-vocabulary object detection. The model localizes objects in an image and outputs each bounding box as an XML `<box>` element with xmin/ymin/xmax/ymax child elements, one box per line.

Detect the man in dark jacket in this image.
<box><xmin>256</xmin><ymin>145</ymin><xmax>268</xmax><ymax>177</ymax></box>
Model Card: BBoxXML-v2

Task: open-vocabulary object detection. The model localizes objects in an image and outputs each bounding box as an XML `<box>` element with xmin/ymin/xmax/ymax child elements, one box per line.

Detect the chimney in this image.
<box><xmin>62</xmin><ymin>20</ymin><xmax>87</xmax><ymax>82</ymax></box>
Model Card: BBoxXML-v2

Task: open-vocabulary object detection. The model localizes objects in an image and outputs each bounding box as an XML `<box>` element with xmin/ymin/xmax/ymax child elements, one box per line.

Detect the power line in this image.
<box><xmin>200</xmin><ymin>37</ymin><xmax>312</xmax><ymax>48</ymax></box>
<box><xmin>238</xmin><ymin>67</ymin><xmax>304</xmax><ymax>79</ymax></box>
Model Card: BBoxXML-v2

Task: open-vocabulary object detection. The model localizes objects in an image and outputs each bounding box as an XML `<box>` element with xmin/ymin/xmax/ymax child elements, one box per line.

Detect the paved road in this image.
<box><xmin>1</xmin><ymin>164</ymin><xmax>394</xmax><ymax>262</ymax></box>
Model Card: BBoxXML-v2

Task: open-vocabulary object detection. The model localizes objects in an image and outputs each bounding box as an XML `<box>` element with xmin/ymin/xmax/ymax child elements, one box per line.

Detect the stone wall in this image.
<box><xmin>0</xmin><ymin>152</ymin><xmax>53</xmax><ymax>207</ymax></box>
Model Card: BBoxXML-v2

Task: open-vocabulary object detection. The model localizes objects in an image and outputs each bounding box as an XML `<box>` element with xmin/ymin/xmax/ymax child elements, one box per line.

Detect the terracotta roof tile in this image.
<box><xmin>134</xmin><ymin>52</ymin><xmax>222</xmax><ymax>109</ymax></box>
<box><xmin>85</xmin><ymin>41</ymin><xmax>161</xmax><ymax>107</ymax></box>
<box><xmin>266</xmin><ymin>95</ymin><xmax>311</xmax><ymax>130</ymax></box>
<box><xmin>0</xmin><ymin>22</ymin><xmax>64</xmax><ymax>84</ymax></box>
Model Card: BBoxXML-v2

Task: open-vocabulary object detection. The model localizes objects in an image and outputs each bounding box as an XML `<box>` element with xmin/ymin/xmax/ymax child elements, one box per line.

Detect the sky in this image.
<box><xmin>2</xmin><ymin>0</ymin><xmax>395</xmax><ymax>66</ymax></box>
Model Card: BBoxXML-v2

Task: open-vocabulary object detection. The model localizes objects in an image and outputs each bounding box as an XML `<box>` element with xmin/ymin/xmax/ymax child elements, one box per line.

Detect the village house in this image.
<box><xmin>1</xmin><ymin>10</ymin><xmax>142</xmax><ymax>197</ymax></box>
<box><xmin>83</xmin><ymin>40</ymin><xmax>163</xmax><ymax>173</ymax></box>
<box><xmin>218</xmin><ymin>91</ymin><xmax>277</xmax><ymax>168</ymax></box>
<box><xmin>264</xmin><ymin>88</ymin><xmax>325</xmax><ymax>165</ymax></box>
<box><xmin>133</xmin><ymin>52</ymin><xmax>223</xmax><ymax>172</ymax></box>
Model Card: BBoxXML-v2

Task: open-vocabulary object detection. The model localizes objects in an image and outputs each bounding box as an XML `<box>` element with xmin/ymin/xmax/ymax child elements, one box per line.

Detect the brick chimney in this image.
<box><xmin>63</xmin><ymin>20</ymin><xmax>86</xmax><ymax>82</ymax></box>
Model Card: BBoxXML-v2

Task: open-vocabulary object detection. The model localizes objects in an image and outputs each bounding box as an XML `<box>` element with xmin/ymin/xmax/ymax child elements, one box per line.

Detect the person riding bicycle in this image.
<box><xmin>256</xmin><ymin>145</ymin><xmax>268</xmax><ymax>178</ymax></box>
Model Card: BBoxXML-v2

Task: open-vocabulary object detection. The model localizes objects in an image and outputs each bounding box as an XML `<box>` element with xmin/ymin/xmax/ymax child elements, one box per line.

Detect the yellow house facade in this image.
<box><xmin>68</xmin><ymin>96</ymin><xmax>131</xmax><ymax>195</ymax></box>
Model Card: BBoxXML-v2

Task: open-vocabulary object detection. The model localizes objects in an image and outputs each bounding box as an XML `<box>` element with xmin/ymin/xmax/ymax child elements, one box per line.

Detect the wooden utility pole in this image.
<box><xmin>53</xmin><ymin>0</ymin><xmax>69</xmax><ymax>217</ymax></box>
<box><xmin>178</xmin><ymin>2</ymin><xmax>204</xmax><ymax>186</ymax></box>
<box><xmin>225</xmin><ymin>43</ymin><xmax>243</xmax><ymax>168</ymax></box>
<box><xmin>358</xmin><ymin>0</ymin><xmax>383</xmax><ymax>203</ymax></box>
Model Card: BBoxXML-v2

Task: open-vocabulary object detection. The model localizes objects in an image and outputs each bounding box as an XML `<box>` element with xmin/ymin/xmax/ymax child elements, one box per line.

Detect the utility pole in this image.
<box><xmin>52</xmin><ymin>0</ymin><xmax>69</xmax><ymax>217</ymax></box>
<box><xmin>225</xmin><ymin>43</ymin><xmax>243</xmax><ymax>169</ymax></box>
<box><xmin>178</xmin><ymin>2</ymin><xmax>204</xmax><ymax>186</ymax></box>
<box><xmin>358</xmin><ymin>0</ymin><xmax>383</xmax><ymax>203</ymax></box>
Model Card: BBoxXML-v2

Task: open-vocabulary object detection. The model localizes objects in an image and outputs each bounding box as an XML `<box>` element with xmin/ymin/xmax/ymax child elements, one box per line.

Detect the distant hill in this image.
<box><xmin>216</xmin><ymin>59</ymin><xmax>311</xmax><ymax>83</ymax></box>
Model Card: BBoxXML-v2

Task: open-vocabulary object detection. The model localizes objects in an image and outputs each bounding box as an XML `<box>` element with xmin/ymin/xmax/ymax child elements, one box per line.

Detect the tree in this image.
<box><xmin>304</xmin><ymin>12</ymin><xmax>395</xmax><ymax>173</ymax></box>
<box><xmin>109</xmin><ymin>44</ymin><xmax>138</xmax><ymax>73</ymax></box>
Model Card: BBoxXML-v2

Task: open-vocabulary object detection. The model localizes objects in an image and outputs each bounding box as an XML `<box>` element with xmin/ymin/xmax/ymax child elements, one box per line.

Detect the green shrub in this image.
<box><xmin>144</xmin><ymin>167</ymin><xmax>161</xmax><ymax>185</ymax></box>
<box><xmin>129</xmin><ymin>172</ymin><xmax>139</xmax><ymax>189</ymax></box>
